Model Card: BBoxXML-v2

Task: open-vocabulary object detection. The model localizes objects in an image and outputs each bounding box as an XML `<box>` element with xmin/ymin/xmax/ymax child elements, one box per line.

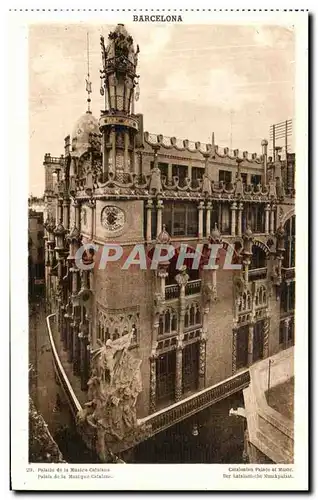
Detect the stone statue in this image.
<box><xmin>77</xmin><ymin>329</ymin><xmax>146</xmax><ymax>460</ymax></box>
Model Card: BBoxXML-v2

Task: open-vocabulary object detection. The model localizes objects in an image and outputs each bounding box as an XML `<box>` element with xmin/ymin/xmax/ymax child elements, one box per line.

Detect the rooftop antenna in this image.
<box><xmin>85</xmin><ymin>31</ymin><xmax>92</xmax><ymax>113</ymax></box>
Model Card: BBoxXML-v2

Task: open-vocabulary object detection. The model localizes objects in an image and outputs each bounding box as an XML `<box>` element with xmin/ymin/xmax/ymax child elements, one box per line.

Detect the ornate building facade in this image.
<box><xmin>43</xmin><ymin>24</ymin><xmax>295</xmax><ymax>460</ymax></box>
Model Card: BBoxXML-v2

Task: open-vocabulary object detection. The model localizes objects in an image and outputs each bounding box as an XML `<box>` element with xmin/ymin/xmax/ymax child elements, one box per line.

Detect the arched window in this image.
<box><xmin>158</xmin><ymin>308</ymin><xmax>178</xmax><ymax>336</ymax></box>
<box><xmin>164</xmin><ymin>310</ymin><xmax>171</xmax><ymax>332</ymax></box>
<box><xmin>250</xmin><ymin>245</ymin><xmax>266</xmax><ymax>269</ymax></box>
<box><xmin>283</xmin><ymin>216</ymin><xmax>295</xmax><ymax>268</ymax></box>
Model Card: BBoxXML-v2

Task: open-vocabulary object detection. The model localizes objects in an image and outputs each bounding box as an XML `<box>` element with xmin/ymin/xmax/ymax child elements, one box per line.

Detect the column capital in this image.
<box><xmin>156</xmin><ymin>199</ymin><xmax>163</xmax><ymax>209</ymax></box>
<box><xmin>198</xmin><ymin>201</ymin><xmax>205</xmax><ymax>210</ymax></box>
<box><xmin>231</xmin><ymin>202</ymin><xmax>238</xmax><ymax>210</ymax></box>
<box><xmin>146</xmin><ymin>198</ymin><xmax>153</xmax><ymax>208</ymax></box>
<box><xmin>206</xmin><ymin>201</ymin><xmax>212</xmax><ymax>210</ymax></box>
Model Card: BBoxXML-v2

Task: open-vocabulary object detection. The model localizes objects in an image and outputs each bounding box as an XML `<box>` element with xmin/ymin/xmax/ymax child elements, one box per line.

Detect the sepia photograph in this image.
<box><xmin>10</xmin><ymin>8</ymin><xmax>308</xmax><ymax>490</ymax></box>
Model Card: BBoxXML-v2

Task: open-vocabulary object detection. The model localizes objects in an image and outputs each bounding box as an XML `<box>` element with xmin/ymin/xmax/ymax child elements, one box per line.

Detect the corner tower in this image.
<box><xmin>99</xmin><ymin>24</ymin><xmax>140</xmax><ymax>181</ymax></box>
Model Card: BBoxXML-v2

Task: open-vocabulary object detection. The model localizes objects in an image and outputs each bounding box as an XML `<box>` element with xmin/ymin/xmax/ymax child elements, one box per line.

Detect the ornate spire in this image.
<box><xmin>85</xmin><ymin>31</ymin><xmax>92</xmax><ymax>113</ymax></box>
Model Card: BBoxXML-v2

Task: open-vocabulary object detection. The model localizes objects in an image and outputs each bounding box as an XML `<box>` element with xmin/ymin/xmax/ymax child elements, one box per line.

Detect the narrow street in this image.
<box><xmin>28</xmin><ymin>299</ymin><xmax>99</xmax><ymax>463</ymax></box>
<box><xmin>132</xmin><ymin>394</ymin><xmax>246</xmax><ymax>464</ymax></box>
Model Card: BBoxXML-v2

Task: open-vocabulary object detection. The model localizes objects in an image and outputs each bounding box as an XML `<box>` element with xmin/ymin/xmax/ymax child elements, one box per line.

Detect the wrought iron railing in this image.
<box><xmin>165</xmin><ymin>284</ymin><xmax>179</xmax><ymax>301</ymax></box>
<box><xmin>185</xmin><ymin>279</ymin><xmax>201</xmax><ymax>296</ymax></box>
<box><xmin>140</xmin><ymin>369</ymin><xmax>250</xmax><ymax>435</ymax></box>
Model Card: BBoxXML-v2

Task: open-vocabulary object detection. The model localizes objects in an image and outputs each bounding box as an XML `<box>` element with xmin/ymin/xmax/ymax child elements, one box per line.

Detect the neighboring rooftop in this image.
<box><xmin>266</xmin><ymin>377</ymin><xmax>294</xmax><ymax>421</ymax></box>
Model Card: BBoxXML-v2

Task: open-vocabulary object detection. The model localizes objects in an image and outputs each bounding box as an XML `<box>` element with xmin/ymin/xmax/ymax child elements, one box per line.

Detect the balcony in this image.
<box><xmin>165</xmin><ymin>279</ymin><xmax>202</xmax><ymax>301</ymax></box>
<box><xmin>165</xmin><ymin>284</ymin><xmax>179</xmax><ymax>301</ymax></box>
<box><xmin>185</xmin><ymin>279</ymin><xmax>201</xmax><ymax>296</ymax></box>
<box><xmin>248</xmin><ymin>267</ymin><xmax>267</xmax><ymax>281</ymax></box>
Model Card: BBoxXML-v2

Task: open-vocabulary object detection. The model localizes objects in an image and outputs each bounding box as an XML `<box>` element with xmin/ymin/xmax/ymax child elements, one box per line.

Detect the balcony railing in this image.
<box><xmin>139</xmin><ymin>369</ymin><xmax>250</xmax><ymax>436</ymax></box>
<box><xmin>185</xmin><ymin>279</ymin><xmax>202</xmax><ymax>296</ymax></box>
<box><xmin>249</xmin><ymin>267</ymin><xmax>267</xmax><ymax>281</ymax></box>
<box><xmin>165</xmin><ymin>284</ymin><xmax>179</xmax><ymax>301</ymax></box>
<box><xmin>165</xmin><ymin>279</ymin><xmax>202</xmax><ymax>300</ymax></box>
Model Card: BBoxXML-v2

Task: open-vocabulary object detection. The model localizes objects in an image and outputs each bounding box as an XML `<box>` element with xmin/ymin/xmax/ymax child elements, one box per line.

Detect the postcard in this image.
<box><xmin>10</xmin><ymin>8</ymin><xmax>308</xmax><ymax>491</ymax></box>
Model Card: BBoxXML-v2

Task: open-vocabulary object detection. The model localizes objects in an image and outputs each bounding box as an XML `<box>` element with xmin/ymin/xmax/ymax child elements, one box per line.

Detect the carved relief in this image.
<box><xmin>77</xmin><ymin>330</ymin><xmax>148</xmax><ymax>459</ymax></box>
<box><xmin>96</xmin><ymin>305</ymin><xmax>139</xmax><ymax>347</ymax></box>
<box><xmin>101</xmin><ymin>205</ymin><xmax>126</xmax><ymax>232</ymax></box>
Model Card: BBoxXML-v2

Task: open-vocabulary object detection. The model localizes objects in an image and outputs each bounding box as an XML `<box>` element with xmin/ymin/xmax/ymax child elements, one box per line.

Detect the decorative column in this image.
<box><xmin>156</xmin><ymin>199</ymin><xmax>163</xmax><ymax>237</ymax></box>
<box><xmin>63</xmin><ymin>198</ymin><xmax>70</xmax><ymax>231</ymax></box>
<box><xmin>74</xmin><ymin>200</ymin><xmax>81</xmax><ymax>230</ymax></box>
<box><xmin>232</xmin><ymin>326</ymin><xmax>238</xmax><ymax>375</ymax></box>
<box><xmin>149</xmin><ymin>349</ymin><xmax>158</xmax><ymax>414</ymax></box>
<box><xmin>237</xmin><ymin>203</ymin><xmax>243</xmax><ymax>237</ymax></box>
<box><xmin>198</xmin><ymin>201</ymin><xmax>204</xmax><ymax>239</ymax></box>
<box><xmin>72</xmin><ymin>315</ymin><xmax>81</xmax><ymax>376</ymax></box>
<box><xmin>242</xmin><ymin>227</ymin><xmax>254</xmax><ymax>287</ymax></box>
<box><xmin>265</xmin><ymin>204</ymin><xmax>270</xmax><ymax>234</ymax></box>
<box><xmin>146</xmin><ymin>199</ymin><xmax>153</xmax><ymax>242</ymax></box>
<box><xmin>208</xmin><ymin>224</ymin><xmax>222</xmax><ymax>301</ymax></box>
<box><xmin>124</xmin><ymin>130</ymin><xmax>129</xmax><ymax>173</ymax></box>
<box><xmin>167</xmin><ymin>163</ymin><xmax>173</xmax><ymax>185</ymax></box>
<box><xmin>231</xmin><ymin>202</ymin><xmax>237</xmax><ymax>236</ymax></box>
<box><xmin>102</xmin><ymin>133</ymin><xmax>109</xmax><ymax>178</ymax></box>
<box><xmin>110</xmin><ymin>126</ymin><xmax>116</xmax><ymax>175</ymax></box>
<box><xmin>175</xmin><ymin>267</ymin><xmax>189</xmax><ymax>401</ymax></box>
<box><xmin>198</xmin><ymin>329</ymin><xmax>207</xmax><ymax>390</ymax></box>
<box><xmin>248</xmin><ymin>322</ymin><xmax>254</xmax><ymax>366</ymax></box>
<box><xmin>54</xmin><ymin>222</ymin><xmax>67</xmax><ymax>344</ymax></box>
<box><xmin>87</xmin><ymin>198</ymin><xmax>95</xmax><ymax>241</ymax></box>
<box><xmin>79</xmin><ymin>324</ymin><xmax>89</xmax><ymax>391</ymax></box>
<box><xmin>206</xmin><ymin>201</ymin><xmax>212</xmax><ymax>237</ymax></box>
<box><xmin>261</xmin><ymin>139</ymin><xmax>268</xmax><ymax>184</ymax></box>
<box><xmin>270</xmin><ymin>204</ymin><xmax>275</xmax><ymax>234</ymax></box>
<box><xmin>263</xmin><ymin>315</ymin><xmax>270</xmax><ymax>358</ymax></box>
<box><xmin>175</xmin><ymin>342</ymin><xmax>183</xmax><ymax>402</ymax></box>
<box><xmin>272</xmin><ymin>224</ymin><xmax>285</xmax><ymax>293</ymax></box>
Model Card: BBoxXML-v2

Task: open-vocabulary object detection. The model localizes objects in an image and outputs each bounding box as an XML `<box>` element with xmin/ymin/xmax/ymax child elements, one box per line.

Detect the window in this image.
<box><xmin>283</xmin><ymin>216</ymin><xmax>295</xmax><ymax>268</ymax></box>
<box><xmin>208</xmin><ymin>203</ymin><xmax>231</xmax><ymax>235</ymax></box>
<box><xmin>241</xmin><ymin>173</ymin><xmax>248</xmax><ymax>185</ymax></box>
<box><xmin>182</xmin><ymin>342</ymin><xmax>199</xmax><ymax>393</ymax></box>
<box><xmin>251</xmin><ymin>174</ymin><xmax>261</xmax><ymax>185</ymax></box>
<box><xmin>280</xmin><ymin>281</ymin><xmax>295</xmax><ymax>314</ymax></box>
<box><xmin>192</xmin><ymin>167</ymin><xmax>204</xmax><ymax>187</ymax></box>
<box><xmin>253</xmin><ymin>320</ymin><xmax>264</xmax><ymax>362</ymax></box>
<box><xmin>156</xmin><ymin>351</ymin><xmax>176</xmax><ymax>405</ymax></box>
<box><xmin>250</xmin><ymin>246</ymin><xmax>266</xmax><ymax>270</ymax></box>
<box><xmin>159</xmin><ymin>308</ymin><xmax>178</xmax><ymax>336</ymax></box>
<box><xmin>184</xmin><ymin>303</ymin><xmax>201</xmax><ymax>329</ymax></box>
<box><xmin>172</xmin><ymin>164</ymin><xmax>188</xmax><ymax>187</ymax></box>
<box><xmin>219</xmin><ymin>170</ymin><xmax>232</xmax><ymax>184</ymax></box>
<box><xmin>220</xmin><ymin>204</ymin><xmax>230</xmax><ymax>234</ymax></box>
<box><xmin>236</xmin><ymin>326</ymin><xmax>249</xmax><ymax>370</ymax></box>
<box><xmin>242</xmin><ymin>204</ymin><xmax>265</xmax><ymax>233</ymax></box>
<box><xmin>163</xmin><ymin>202</ymin><xmax>198</xmax><ymax>237</ymax></box>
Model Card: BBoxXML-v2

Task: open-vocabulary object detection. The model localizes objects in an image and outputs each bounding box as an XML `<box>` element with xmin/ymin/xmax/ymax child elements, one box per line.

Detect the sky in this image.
<box><xmin>29</xmin><ymin>23</ymin><xmax>295</xmax><ymax>196</ymax></box>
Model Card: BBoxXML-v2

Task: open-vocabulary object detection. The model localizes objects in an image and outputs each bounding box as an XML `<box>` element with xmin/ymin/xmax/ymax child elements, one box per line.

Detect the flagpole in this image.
<box><xmin>86</xmin><ymin>31</ymin><xmax>92</xmax><ymax>113</ymax></box>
